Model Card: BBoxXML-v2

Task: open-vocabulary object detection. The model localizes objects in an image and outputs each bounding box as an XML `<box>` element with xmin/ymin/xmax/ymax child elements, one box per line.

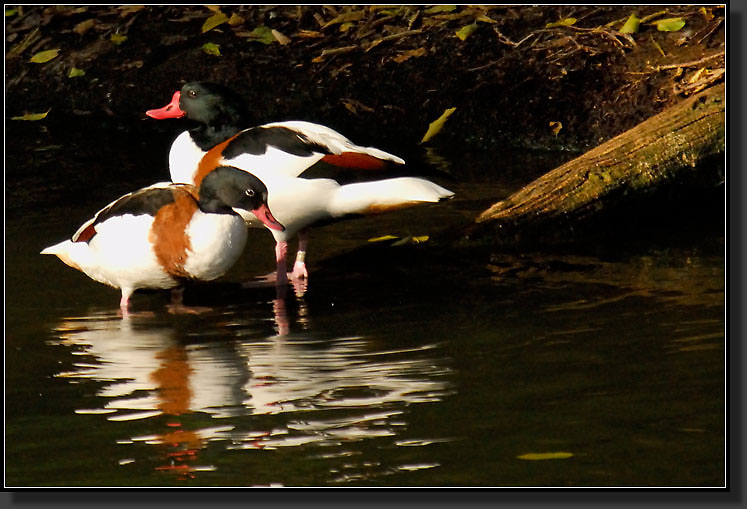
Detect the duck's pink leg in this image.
<box><xmin>119</xmin><ymin>288</ymin><xmax>133</xmax><ymax>317</ymax></box>
<box><xmin>275</xmin><ymin>241</ymin><xmax>289</xmax><ymax>286</ymax></box>
<box><xmin>291</xmin><ymin>230</ymin><xmax>310</xmax><ymax>281</ymax></box>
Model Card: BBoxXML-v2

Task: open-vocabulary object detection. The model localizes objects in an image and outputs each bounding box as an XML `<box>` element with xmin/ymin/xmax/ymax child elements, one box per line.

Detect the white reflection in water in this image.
<box><xmin>49</xmin><ymin>311</ymin><xmax>453</xmax><ymax>479</ymax></box>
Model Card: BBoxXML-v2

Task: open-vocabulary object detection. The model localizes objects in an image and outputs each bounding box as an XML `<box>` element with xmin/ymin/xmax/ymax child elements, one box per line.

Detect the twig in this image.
<box><xmin>656</xmin><ymin>51</ymin><xmax>725</xmax><ymax>70</ymax></box>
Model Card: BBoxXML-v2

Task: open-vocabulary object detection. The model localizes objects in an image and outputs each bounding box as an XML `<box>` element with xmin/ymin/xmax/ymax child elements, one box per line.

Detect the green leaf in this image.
<box><xmin>68</xmin><ymin>67</ymin><xmax>85</xmax><ymax>78</ymax></box>
<box><xmin>202</xmin><ymin>11</ymin><xmax>228</xmax><ymax>33</ymax></box>
<box><xmin>244</xmin><ymin>25</ymin><xmax>275</xmax><ymax>44</ymax></box>
<box><xmin>420</xmin><ymin>107</ymin><xmax>456</xmax><ymax>144</ymax></box>
<box><xmin>110</xmin><ymin>33</ymin><xmax>127</xmax><ymax>45</ymax></box>
<box><xmin>424</xmin><ymin>5</ymin><xmax>456</xmax><ymax>14</ymax></box>
<box><xmin>619</xmin><ymin>13</ymin><xmax>640</xmax><ymax>34</ymax></box>
<box><xmin>545</xmin><ymin>17</ymin><xmax>577</xmax><ymax>28</ymax></box>
<box><xmin>654</xmin><ymin>17</ymin><xmax>686</xmax><ymax>32</ymax></box>
<box><xmin>29</xmin><ymin>49</ymin><xmax>60</xmax><ymax>63</ymax></box>
<box><xmin>518</xmin><ymin>452</ymin><xmax>574</xmax><ymax>461</ymax></box>
<box><xmin>6</xmin><ymin>7</ymin><xmax>18</xmax><ymax>16</ymax></box>
<box><xmin>202</xmin><ymin>42</ymin><xmax>221</xmax><ymax>56</ymax></box>
<box><xmin>11</xmin><ymin>110</ymin><xmax>50</xmax><ymax>121</ymax></box>
<box><xmin>455</xmin><ymin>23</ymin><xmax>478</xmax><ymax>41</ymax></box>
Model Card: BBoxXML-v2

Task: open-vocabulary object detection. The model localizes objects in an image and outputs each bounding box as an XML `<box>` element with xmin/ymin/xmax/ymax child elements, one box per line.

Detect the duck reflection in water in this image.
<box><xmin>50</xmin><ymin>307</ymin><xmax>452</xmax><ymax>481</ymax></box>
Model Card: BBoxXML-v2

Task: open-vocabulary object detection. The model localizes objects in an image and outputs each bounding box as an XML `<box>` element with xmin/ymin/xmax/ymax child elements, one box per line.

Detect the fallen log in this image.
<box><xmin>462</xmin><ymin>82</ymin><xmax>725</xmax><ymax>246</ymax></box>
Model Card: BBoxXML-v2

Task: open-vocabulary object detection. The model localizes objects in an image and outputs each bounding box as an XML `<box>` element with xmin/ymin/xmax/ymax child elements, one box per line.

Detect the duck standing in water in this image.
<box><xmin>147</xmin><ymin>82</ymin><xmax>454</xmax><ymax>286</ymax></box>
<box><xmin>41</xmin><ymin>166</ymin><xmax>284</xmax><ymax>315</ymax></box>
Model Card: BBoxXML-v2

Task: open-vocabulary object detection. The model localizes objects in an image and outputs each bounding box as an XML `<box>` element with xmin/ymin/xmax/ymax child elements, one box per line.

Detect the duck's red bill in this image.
<box><xmin>252</xmin><ymin>204</ymin><xmax>285</xmax><ymax>231</ymax></box>
<box><xmin>145</xmin><ymin>91</ymin><xmax>185</xmax><ymax>119</ymax></box>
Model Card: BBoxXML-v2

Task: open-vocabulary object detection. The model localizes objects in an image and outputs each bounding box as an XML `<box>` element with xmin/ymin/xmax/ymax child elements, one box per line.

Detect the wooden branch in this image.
<box><xmin>464</xmin><ymin>83</ymin><xmax>724</xmax><ymax>244</ymax></box>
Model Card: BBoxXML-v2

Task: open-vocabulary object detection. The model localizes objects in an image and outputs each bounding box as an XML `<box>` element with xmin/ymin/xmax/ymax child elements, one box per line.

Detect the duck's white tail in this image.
<box><xmin>41</xmin><ymin>240</ymin><xmax>91</xmax><ymax>272</ymax></box>
<box><xmin>329</xmin><ymin>177</ymin><xmax>454</xmax><ymax>217</ymax></box>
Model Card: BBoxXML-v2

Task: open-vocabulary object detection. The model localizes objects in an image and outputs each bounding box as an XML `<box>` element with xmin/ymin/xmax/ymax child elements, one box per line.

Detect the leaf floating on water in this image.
<box><xmin>11</xmin><ymin>110</ymin><xmax>51</xmax><ymax>121</ymax></box>
<box><xmin>68</xmin><ymin>67</ymin><xmax>86</xmax><ymax>78</ymax></box>
<box><xmin>517</xmin><ymin>452</ymin><xmax>574</xmax><ymax>461</ymax></box>
<box><xmin>545</xmin><ymin>17</ymin><xmax>577</xmax><ymax>28</ymax></box>
<box><xmin>202</xmin><ymin>11</ymin><xmax>228</xmax><ymax>33</ymax></box>
<box><xmin>455</xmin><ymin>23</ymin><xmax>478</xmax><ymax>41</ymax></box>
<box><xmin>29</xmin><ymin>49</ymin><xmax>60</xmax><ymax>63</ymax></box>
<box><xmin>420</xmin><ymin>107</ymin><xmax>456</xmax><ymax>144</ymax></box>
<box><xmin>202</xmin><ymin>42</ymin><xmax>221</xmax><ymax>56</ymax></box>
<box><xmin>110</xmin><ymin>33</ymin><xmax>127</xmax><ymax>45</ymax></box>
<box><xmin>654</xmin><ymin>17</ymin><xmax>686</xmax><ymax>32</ymax></box>
<box><xmin>619</xmin><ymin>13</ymin><xmax>640</xmax><ymax>34</ymax></box>
<box><xmin>368</xmin><ymin>235</ymin><xmax>400</xmax><ymax>243</ymax></box>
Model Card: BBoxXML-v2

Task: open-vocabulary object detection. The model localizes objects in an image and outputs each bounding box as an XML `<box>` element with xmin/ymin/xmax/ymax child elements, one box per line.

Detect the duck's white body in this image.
<box><xmin>42</xmin><ymin>168</ymin><xmax>282</xmax><ymax>313</ymax></box>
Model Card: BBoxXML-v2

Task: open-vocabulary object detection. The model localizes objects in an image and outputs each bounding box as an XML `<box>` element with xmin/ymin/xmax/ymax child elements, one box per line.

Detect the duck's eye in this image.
<box><xmin>245</xmin><ymin>189</ymin><xmax>255</xmax><ymax>197</ymax></box>
<box><xmin>187</xmin><ymin>89</ymin><xmax>197</xmax><ymax>98</ymax></box>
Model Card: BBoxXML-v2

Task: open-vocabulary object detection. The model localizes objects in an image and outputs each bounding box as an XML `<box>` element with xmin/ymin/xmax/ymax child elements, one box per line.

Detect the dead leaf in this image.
<box><xmin>29</xmin><ymin>49</ymin><xmax>60</xmax><ymax>63</ymax></box>
<box><xmin>272</xmin><ymin>29</ymin><xmax>290</xmax><ymax>45</ymax></box>
<box><xmin>228</xmin><ymin>13</ymin><xmax>244</xmax><ymax>26</ymax></box>
<box><xmin>118</xmin><ymin>5</ymin><xmax>144</xmax><ymax>17</ymax></box>
<box><xmin>295</xmin><ymin>29</ymin><xmax>324</xmax><ymax>39</ymax></box>
<box><xmin>424</xmin><ymin>5</ymin><xmax>456</xmax><ymax>14</ymax></box>
<box><xmin>11</xmin><ymin>110</ymin><xmax>50</xmax><ymax>121</ymax></box>
<box><xmin>202</xmin><ymin>11</ymin><xmax>228</xmax><ymax>33</ymax></box>
<box><xmin>341</xmin><ymin>98</ymin><xmax>374</xmax><ymax>115</ymax></box>
<box><xmin>392</xmin><ymin>47</ymin><xmax>427</xmax><ymax>63</ymax></box>
<box><xmin>420</xmin><ymin>107</ymin><xmax>456</xmax><ymax>143</ymax></box>
<box><xmin>73</xmin><ymin>19</ymin><xmax>96</xmax><ymax>36</ymax></box>
<box><xmin>545</xmin><ymin>17</ymin><xmax>577</xmax><ymax>28</ymax></box>
<box><xmin>322</xmin><ymin>11</ymin><xmax>364</xmax><ymax>29</ymax></box>
<box><xmin>549</xmin><ymin>121</ymin><xmax>562</xmax><ymax>136</ymax></box>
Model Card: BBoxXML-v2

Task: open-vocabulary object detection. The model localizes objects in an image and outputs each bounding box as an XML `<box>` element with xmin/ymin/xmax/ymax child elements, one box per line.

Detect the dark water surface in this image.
<box><xmin>5</xmin><ymin>120</ymin><xmax>725</xmax><ymax>487</ymax></box>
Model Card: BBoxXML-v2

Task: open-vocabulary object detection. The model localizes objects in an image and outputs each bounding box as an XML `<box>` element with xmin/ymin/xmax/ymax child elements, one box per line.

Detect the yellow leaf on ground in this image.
<box><xmin>110</xmin><ymin>33</ymin><xmax>127</xmax><ymax>45</ymax></box>
<box><xmin>654</xmin><ymin>17</ymin><xmax>686</xmax><ymax>32</ymax></box>
<box><xmin>392</xmin><ymin>47</ymin><xmax>427</xmax><ymax>63</ymax></box>
<box><xmin>322</xmin><ymin>11</ymin><xmax>364</xmax><ymax>29</ymax></box>
<box><xmin>420</xmin><ymin>107</ymin><xmax>456</xmax><ymax>144</ymax></box>
<box><xmin>29</xmin><ymin>49</ymin><xmax>60</xmax><ymax>63</ymax></box>
<box><xmin>68</xmin><ymin>67</ymin><xmax>85</xmax><ymax>78</ymax></box>
<box><xmin>518</xmin><ymin>452</ymin><xmax>574</xmax><ymax>461</ymax></box>
<box><xmin>619</xmin><ymin>13</ymin><xmax>640</xmax><ymax>34</ymax></box>
<box><xmin>202</xmin><ymin>42</ymin><xmax>221</xmax><ymax>56</ymax></box>
<box><xmin>228</xmin><ymin>13</ymin><xmax>244</xmax><ymax>26</ymax></box>
<box><xmin>11</xmin><ymin>110</ymin><xmax>50</xmax><ymax>121</ymax></box>
<box><xmin>73</xmin><ymin>19</ymin><xmax>96</xmax><ymax>35</ymax></box>
<box><xmin>546</xmin><ymin>17</ymin><xmax>577</xmax><ymax>28</ymax></box>
<box><xmin>202</xmin><ymin>12</ymin><xmax>228</xmax><ymax>33</ymax></box>
<box><xmin>424</xmin><ymin>5</ymin><xmax>456</xmax><ymax>14</ymax></box>
<box><xmin>455</xmin><ymin>23</ymin><xmax>478</xmax><ymax>41</ymax></box>
<box><xmin>272</xmin><ymin>29</ymin><xmax>290</xmax><ymax>45</ymax></box>
<box><xmin>118</xmin><ymin>5</ymin><xmax>145</xmax><ymax>17</ymax></box>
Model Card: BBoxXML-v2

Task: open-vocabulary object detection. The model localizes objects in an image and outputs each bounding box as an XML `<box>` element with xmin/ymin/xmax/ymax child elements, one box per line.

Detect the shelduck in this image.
<box><xmin>146</xmin><ymin>82</ymin><xmax>454</xmax><ymax>285</ymax></box>
<box><xmin>41</xmin><ymin>166</ymin><xmax>284</xmax><ymax>314</ymax></box>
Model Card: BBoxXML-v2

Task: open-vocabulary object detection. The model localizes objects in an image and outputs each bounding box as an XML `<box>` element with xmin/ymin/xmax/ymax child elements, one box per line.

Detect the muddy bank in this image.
<box><xmin>6</xmin><ymin>5</ymin><xmax>725</xmax><ymax>154</ymax></box>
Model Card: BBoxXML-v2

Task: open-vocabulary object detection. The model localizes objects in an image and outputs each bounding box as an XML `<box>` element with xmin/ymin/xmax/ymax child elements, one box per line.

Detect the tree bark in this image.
<box><xmin>463</xmin><ymin>82</ymin><xmax>725</xmax><ymax>245</ymax></box>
